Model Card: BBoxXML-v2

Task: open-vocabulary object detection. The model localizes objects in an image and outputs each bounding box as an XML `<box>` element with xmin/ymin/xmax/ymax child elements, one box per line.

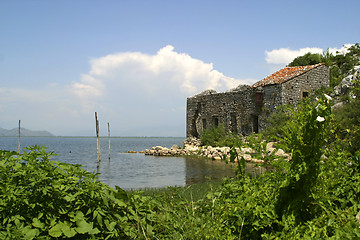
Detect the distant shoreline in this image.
<box><xmin>1</xmin><ymin>135</ymin><xmax>186</xmax><ymax>139</ymax></box>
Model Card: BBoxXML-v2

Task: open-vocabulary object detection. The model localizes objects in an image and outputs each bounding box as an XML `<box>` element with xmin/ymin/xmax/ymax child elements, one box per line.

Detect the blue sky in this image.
<box><xmin>0</xmin><ymin>0</ymin><xmax>359</xmax><ymax>136</ymax></box>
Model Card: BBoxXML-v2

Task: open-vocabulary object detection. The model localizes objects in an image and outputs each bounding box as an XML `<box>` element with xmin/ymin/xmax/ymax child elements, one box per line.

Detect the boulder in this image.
<box><xmin>241</xmin><ymin>147</ymin><xmax>255</xmax><ymax>154</ymax></box>
<box><xmin>243</xmin><ymin>154</ymin><xmax>252</xmax><ymax>161</ymax></box>
<box><xmin>266</xmin><ymin>142</ymin><xmax>275</xmax><ymax>151</ymax></box>
<box><xmin>267</xmin><ymin>147</ymin><xmax>276</xmax><ymax>155</ymax></box>
<box><xmin>252</xmin><ymin>159</ymin><xmax>265</xmax><ymax>163</ymax></box>
<box><xmin>213</xmin><ymin>156</ymin><xmax>222</xmax><ymax>161</ymax></box>
<box><xmin>153</xmin><ymin>146</ymin><xmax>163</xmax><ymax>151</ymax></box>
<box><xmin>275</xmin><ymin>149</ymin><xmax>290</xmax><ymax>159</ymax></box>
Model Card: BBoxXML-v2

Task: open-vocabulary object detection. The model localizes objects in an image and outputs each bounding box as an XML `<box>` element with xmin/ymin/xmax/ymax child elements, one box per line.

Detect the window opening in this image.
<box><xmin>202</xmin><ymin>119</ymin><xmax>207</xmax><ymax>130</ymax></box>
<box><xmin>255</xmin><ymin>92</ymin><xmax>264</xmax><ymax>106</ymax></box>
<box><xmin>253</xmin><ymin>115</ymin><xmax>259</xmax><ymax>133</ymax></box>
<box><xmin>230</xmin><ymin>114</ymin><xmax>237</xmax><ymax>134</ymax></box>
<box><xmin>213</xmin><ymin>117</ymin><xmax>219</xmax><ymax>127</ymax></box>
<box><xmin>302</xmin><ymin>91</ymin><xmax>309</xmax><ymax>98</ymax></box>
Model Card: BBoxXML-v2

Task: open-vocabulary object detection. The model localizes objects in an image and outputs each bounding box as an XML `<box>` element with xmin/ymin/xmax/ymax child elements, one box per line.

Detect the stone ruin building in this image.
<box><xmin>186</xmin><ymin>63</ymin><xmax>330</xmax><ymax>138</ymax></box>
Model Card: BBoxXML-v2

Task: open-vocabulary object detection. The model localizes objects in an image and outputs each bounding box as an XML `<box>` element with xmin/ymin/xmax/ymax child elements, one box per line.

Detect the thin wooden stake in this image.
<box><xmin>18</xmin><ymin>120</ymin><xmax>21</xmax><ymax>153</ymax></box>
<box><xmin>108</xmin><ymin>122</ymin><xmax>111</xmax><ymax>161</ymax></box>
<box><xmin>95</xmin><ymin>112</ymin><xmax>101</xmax><ymax>170</ymax></box>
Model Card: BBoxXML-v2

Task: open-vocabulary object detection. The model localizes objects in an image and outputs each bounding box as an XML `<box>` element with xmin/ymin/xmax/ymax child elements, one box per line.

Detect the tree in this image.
<box><xmin>288</xmin><ymin>52</ymin><xmax>323</xmax><ymax>67</ymax></box>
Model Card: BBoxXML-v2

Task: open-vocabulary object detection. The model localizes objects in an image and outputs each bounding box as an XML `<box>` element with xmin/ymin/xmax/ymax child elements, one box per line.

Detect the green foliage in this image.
<box><xmin>333</xmin><ymin>77</ymin><xmax>360</xmax><ymax>154</ymax></box>
<box><xmin>327</xmin><ymin>44</ymin><xmax>360</xmax><ymax>87</ymax></box>
<box><xmin>200</xmin><ymin>124</ymin><xmax>241</xmax><ymax>147</ymax></box>
<box><xmin>262</xmin><ymin>104</ymin><xmax>293</xmax><ymax>140</ymax></box>
<box><xmin>288</xmin><ymin>43</ymin><xmax>360</xmax><ymax>88</ymax></box>
<box><xmin>275</xmin><ymin>95</ymin><xmax>333</xmax><ymax>223</ymax></box>
<box><xmin>2</xmin><ymin>80</ymin><xmax>360</xmax><ymax>239</ymax></box>
<box><xmin>288</xmin><ymin>52</ymin><xmax>323</xmax><ymax>67</ymax></box>
<box><xmin>0</xmin><ymin>146</ymin><xmax>159</xmax><ymax>239</ymax></box>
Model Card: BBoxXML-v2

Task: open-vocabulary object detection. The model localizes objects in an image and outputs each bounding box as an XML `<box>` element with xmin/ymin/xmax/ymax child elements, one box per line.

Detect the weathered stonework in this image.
<box><xmin>186</xmin><ymin>63</ymin><xmax>329</xmax><ymax>137</ymax></box>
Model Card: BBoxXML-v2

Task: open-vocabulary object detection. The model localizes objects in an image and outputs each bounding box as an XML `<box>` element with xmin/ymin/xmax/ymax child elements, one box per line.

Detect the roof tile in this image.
<box><xmin>251</xmin><ymin>63</ymin><xmax>325</xmax><ymax>88</ymax></box>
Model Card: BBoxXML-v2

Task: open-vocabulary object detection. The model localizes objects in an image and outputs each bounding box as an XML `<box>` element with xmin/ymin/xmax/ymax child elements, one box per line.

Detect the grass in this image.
<box><xmin>129</xmin><ymin>177</ymin><xmax>226</xmax><ymax>202</ymax></box>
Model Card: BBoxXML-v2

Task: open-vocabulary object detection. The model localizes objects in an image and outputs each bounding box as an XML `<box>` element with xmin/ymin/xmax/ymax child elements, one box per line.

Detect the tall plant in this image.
<box><xmin>275</xmin><ymin>94</ymin><xmax>333</xmax><ymax>223</ymax></box>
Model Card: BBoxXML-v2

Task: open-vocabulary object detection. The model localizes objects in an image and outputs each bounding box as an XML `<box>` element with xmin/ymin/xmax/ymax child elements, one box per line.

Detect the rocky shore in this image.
<box><xmin>144</xmin><ymin>137</ymin><xmax>289</xmax><ymax>163</ymax></box>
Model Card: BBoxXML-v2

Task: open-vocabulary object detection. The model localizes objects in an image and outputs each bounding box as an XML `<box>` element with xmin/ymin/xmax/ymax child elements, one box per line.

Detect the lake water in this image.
<box><xmin>0</xmin><ymin>137</ymin><xmax>235</xmax><ymax>189</ymax></box>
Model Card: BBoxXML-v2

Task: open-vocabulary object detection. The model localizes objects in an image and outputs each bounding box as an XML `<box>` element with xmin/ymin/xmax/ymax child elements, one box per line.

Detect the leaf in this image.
<box><xmin>105</xmin><ymin>220</ymin><xmax>117</xmax><ymax>232</ymax></box>
<box><xmin>74</xmin><ymin>211</ymin><xmax>85</xmax><ymax>221</ymax></box>
<box><xmin>61</xmin><ymin>221</ymin><xmax>77</xmax><ymax>238</ymax></box>
<box><xmin>64</xmin><ymin>194</ymin><xmax>75</xmax><ymax>202</ymax></box>
<box><xmin>76</xmin><ymin>219</ymin><xmax>93</xmax><ymax>234</ymax></box>
<box><xmin>24</xmin><ymin>227</ymin><xmax>39</xmax><ymax>240</ymax></box>
<box><xmin>49</xmin><ymin>223</ymin><xmax>63</xmax><ymax>237</ymax></box>
<box><xmin>32</xmin><ymin>218</ymin><xmax>45</xmax><ymax>229</ymax></box>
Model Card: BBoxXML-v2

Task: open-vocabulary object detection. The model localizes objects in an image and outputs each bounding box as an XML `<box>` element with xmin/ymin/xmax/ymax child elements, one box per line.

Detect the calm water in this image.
<box><xmin>0</xmin><ymin>137</ymin><xmax>235</xmax><ymax>189</ymax></box>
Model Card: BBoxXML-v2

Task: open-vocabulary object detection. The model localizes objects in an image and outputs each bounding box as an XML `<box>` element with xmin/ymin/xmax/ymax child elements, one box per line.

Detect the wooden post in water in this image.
<box><xmin>108</xmin><ymin>122</ymin><xmax>111</xmax><ymax>161</ymax></box>
<box><xmin>95</xmin><ymin>112</ymin><xmax>101</xmax><ymax>170</ymax></box>
<box><xmin>18</xmin><ymin>120</ymin><xmax>21</xmax><ymax>153</ymax></box>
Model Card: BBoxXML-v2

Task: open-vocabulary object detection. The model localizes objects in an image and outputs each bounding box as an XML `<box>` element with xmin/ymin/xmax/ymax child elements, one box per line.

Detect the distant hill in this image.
<box><xmin>0</xmin><ymin>127</ymin><xmax>55</xmax><ymax>137</ymax></box>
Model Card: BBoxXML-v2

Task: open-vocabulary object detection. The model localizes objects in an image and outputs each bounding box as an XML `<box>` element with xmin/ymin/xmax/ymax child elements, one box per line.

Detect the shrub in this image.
<box><xmin>0</xmin><ymin>146</ymin><xmax>158</xmax><ymax>239</ymax></box>
<box><xmin>200</xmin><ymin>124</ymin><xmax>241</xmax><ymax>147</ymax></box>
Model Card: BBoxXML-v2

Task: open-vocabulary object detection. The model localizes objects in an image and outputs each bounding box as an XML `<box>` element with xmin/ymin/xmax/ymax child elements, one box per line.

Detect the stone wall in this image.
<box><xmin>186</xmin><ymin>64</ymin><xmax>330</xmax><ymax>138</ymax></box>
<box><xmin>186</xmin><ymin>86</ymin><xmax>256</xmax><ymax>138</ymax></box>
<box><xmin>281</xmin><ymin>64</ymin><xmax>330</xmax><ymax>105</ymax></box>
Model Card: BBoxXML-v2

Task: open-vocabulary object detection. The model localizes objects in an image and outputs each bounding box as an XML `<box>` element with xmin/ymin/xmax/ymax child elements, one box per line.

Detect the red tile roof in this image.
<box><xmin>251</xmin><ymin>63</ymin><xmax>326</xmax><ymax>88</ymax></box>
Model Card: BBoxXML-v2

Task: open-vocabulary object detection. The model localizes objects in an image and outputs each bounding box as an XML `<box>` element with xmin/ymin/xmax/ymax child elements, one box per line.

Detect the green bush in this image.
<box><xmin>288</xmin><ymin>52</ymin><xmax>323</xmax><ymax>67</ymax></box>
<box><xmin>262</xmin><ymin>104</ymin><xmax>293</xmax><ymax>140</ymax></box>
<box><xmin>0</xmin><ymin>146</ymin><xmax>159</xmax><ymax>239</ymax></box>
<box><xmin>333</xmin><ymin>77</ymin><xmax>360</xmax><ymax>154</ymax></box>
<box><xmin>200</xmin><ymin>124</ymin><xmax>241</xmax><ymax>147</ymax></box>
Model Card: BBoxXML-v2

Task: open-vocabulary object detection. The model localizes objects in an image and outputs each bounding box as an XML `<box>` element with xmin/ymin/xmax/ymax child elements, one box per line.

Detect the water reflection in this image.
<box><xmin>245</xmin><ymin>163</ymin><xmax>268</xmax><ymax>177</ymax></box>
<box><xmin>185</xmin><ymin>157</ymin><xmax>235</xmax><ymax>185</ymax></box>
<box><xmin>0</xmin><ymin>137</ymin><xmax>269</xmax><ymax>190</ymax></box>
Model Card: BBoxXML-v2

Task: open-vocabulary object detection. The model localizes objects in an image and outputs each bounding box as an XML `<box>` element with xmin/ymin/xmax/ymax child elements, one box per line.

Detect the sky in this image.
<box><xmin>0</xmin><ymin>0</ymin><xmax>359</xmax><ymax>137</ymax></box>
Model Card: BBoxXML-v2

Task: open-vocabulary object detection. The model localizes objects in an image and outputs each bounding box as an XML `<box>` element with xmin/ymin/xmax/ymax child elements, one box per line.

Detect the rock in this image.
<box><xmin>275</xmin><ymin>149</ymin><xmax>284</xmax><ymax>156</ymax></box>
<box><xmin>267</xmin><ymin>147</ymin><xmax>276</xmax><ymax>155</ymax></box>
<box><xmin>213</xmin><ymin>156</ymin><xmax>222</xmax><ymax>161</ymax></box>
<box><xmin>227</xmin><ymin>84</ymin><xmax>250</xmax><ymax>92</ymax></box>
<box><xmin>241</xmin><ymin>147</ymin><xmax>255</xmax><ymax>153</ymax></box>
<box><xmin>153</xmin><ymin>146</ymin><xmax>163</xmax><ymax>151</ymax></box>
<box><xmin>243</xmin><ymin>154</ymin><xmax>252</xmax><ymax>161</ymax></box>
<box><xmin>340</xmin><ymin>75</ymin><xmax>355</xmax><ymax>95</ymax></box>
<box><xmin>127</xmin><ymin>151</ymin><xmax>137</xmax><ymax>153</ymax></box>
<box><xmin>252</xmin><ymin>159</ymin><xmax>265</xmax><ymax>163</ymax></box>
<box><xmin>189</xmin><ymin>89</ymin><xmax>217</xmax><ymax>98</ymax></box>
<box><xmin>332</xmin><ymin>102</ymin><xmax>344</xmax><ymax>111</ymax></box>
<box><xmin>266</xmin><ymin>142</ymin><xmax>275</xmax><ymax>151</ymax></box>
<box><xmin>183</xmin><ymin>137</ymin><xmax>201</xmax><ymax>147</ymax></box>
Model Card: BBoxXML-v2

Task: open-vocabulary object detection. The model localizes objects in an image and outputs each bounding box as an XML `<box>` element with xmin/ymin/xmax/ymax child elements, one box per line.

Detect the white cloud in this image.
<box><xmin>1</xmin><ymin>46</ymin><xmax>255</xmax><ymax>136</ymax></box>
<box><xmin>265</xmin><ymin>44</ymin><xmax>355</xmax><ymax>66</ymax></box>
<box><xmin>265</xmin><ymin>47</ymin><xmax>323</xmax><ymax>65</ymax></box>
<box><xmin>65</xmin><ymin>45</ymin><xmax>257</xmax><ymax>136</ymax></box>
<box><xmin>328</xmin><ymin>44</ymin><xmax>353</xmax><ymax>55</ymax></box>
<box><xmin>71</xmin><ymin>45</ymin><xmax>251</xmax><ymax>109</ymax></box>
